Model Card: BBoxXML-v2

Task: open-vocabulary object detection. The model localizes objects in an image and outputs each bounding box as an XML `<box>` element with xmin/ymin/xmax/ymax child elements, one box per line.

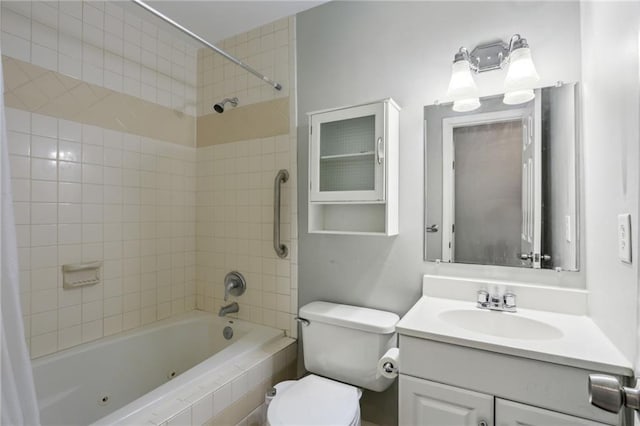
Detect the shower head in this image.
<box><xmin>213</xmin><ymin>97</ymin><xmax>239</xmax><ymax>113</ymax></box>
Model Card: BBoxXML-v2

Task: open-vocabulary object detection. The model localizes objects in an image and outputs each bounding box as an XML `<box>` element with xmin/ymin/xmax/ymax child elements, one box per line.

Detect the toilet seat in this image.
<box><xmin>267</xmin><ymin>375</ymin><xmax>361</xmax><ymax>426</ymax></box>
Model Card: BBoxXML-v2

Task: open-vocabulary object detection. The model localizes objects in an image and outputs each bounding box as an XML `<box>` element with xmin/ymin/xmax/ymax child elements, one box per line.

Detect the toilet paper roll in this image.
<box><xmin>377</xmin><ymin>347</ymin><xmax>400</xmax><ymax>379</ymax></box>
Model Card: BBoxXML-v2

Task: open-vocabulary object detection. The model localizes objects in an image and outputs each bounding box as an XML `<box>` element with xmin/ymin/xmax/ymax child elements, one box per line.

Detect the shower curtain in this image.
<box><xmin>0</xmin><ymin>52</ymin><xmax>40</xmax><ymax>425</ymax></box>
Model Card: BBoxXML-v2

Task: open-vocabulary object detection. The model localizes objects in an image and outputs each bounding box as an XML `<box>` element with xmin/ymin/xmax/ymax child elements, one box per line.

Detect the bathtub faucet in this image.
<box><xmin>224</xmin><ymin>271</ymin><xmax>246</xmax><ymax>301</ymax></box>
<box><xmin>218</xmin><ymin>302</ymin><xmax>239</xmax><ymax>317</ymax></box>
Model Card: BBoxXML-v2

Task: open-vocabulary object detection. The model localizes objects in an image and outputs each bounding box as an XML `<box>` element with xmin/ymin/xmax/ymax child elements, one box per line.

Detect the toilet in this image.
<box><xmin>267</xmin><ymin>301</ymin><xmax>399</xmax><ymax>426</ymax></box>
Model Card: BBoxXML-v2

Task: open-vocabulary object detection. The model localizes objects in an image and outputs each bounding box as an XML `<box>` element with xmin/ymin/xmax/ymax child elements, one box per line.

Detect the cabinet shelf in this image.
<box><xmin>320</xmin><ymin>151</ymin><xmax>375</xmax><ymax>160</ymax></box>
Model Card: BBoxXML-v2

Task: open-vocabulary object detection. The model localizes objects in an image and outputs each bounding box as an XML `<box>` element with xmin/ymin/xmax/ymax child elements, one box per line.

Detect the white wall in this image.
<box><xmin>297</xmin><ymin>1</ymin><xmax>583</xmax><ymax>317</ymax></box>
<box><xmin>580</xmin><ymin>1</ymin><xmax>640</xmax><ymax>366</ymax></box>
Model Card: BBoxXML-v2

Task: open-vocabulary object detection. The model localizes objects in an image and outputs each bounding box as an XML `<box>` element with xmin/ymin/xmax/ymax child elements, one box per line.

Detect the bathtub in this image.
<box><xmin>31</xmin><ymin>311</ymin><xmax>285</xmax><ymax>426</ymax></box>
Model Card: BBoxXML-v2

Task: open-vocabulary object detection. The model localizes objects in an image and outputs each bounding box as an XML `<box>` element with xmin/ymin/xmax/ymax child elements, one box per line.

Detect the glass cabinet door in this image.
<box><xmin>310</xmin><ymin>102</ymin><xmax>385</xmax><ymax>202</ymax></box>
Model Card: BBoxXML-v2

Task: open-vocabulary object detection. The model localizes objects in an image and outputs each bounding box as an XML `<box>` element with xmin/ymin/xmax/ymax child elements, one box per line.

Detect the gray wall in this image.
<box><xmin>297</xmin><ymin>0</ymin><xmax>583</xmax><ymax>314</ymax></box>
<box><xmin>296</xmin><ymin>2</ymin><xmax>582</xmax><ymax>424</ymax></box>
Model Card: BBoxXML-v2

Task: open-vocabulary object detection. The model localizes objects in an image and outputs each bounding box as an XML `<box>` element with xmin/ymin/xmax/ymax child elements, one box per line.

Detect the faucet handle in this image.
<box><xmin>504</xmin><ymin>292</ymin><xmax>516</xmax><ymax>309</ymax></box>
<box><xmin>223</xmin><ymin>271</ymin><xmax>246</xmax><ymax>301</ymax></box>
<box><xmin>477</xmin><ymin>290</ymin><xmax>489</xmax><ymax>305</ymax></box>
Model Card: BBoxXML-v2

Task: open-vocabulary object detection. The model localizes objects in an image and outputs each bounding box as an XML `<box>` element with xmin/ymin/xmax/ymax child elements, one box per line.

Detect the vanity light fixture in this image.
<box><xmin>446</xmin><ymin>34</ymin><xmax>540</xmax><ymax>110</ymax></box>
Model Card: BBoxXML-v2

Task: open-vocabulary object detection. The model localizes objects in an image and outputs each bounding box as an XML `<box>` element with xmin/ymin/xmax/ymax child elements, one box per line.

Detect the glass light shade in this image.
<box><xmin>453</xmin><ymin>98</ymin><xmax>481</xmax><ymax>112</ymax></box>
<box><xmin>503</xmin><ymin>89</ymin><xmax>535</xmax><ymax>105</ymax></box>
<box><xmin>503</xmin><ymin>47</ymin><xmax>539</xmax><ymax>105</ymax></box>
<box><xmin>447</xmin><ymin>59</ymin><xmax>480</xmax><ymax>112</ymax></box>
<box><xmin>504</xmin><ymin>47</ymin><xmax>539</xmax><ymax>89</ymax></box>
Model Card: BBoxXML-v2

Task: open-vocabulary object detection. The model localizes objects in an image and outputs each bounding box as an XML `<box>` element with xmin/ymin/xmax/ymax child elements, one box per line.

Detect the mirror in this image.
<box><xmin>424</xmin><ymin>83</ymin><xmax>579</xmax><ymax>271</ymax></box>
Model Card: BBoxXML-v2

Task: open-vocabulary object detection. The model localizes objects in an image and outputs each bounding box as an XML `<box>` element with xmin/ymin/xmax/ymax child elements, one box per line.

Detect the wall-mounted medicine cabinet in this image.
<box><xmin>308</xmin><ymin>98</ymin><xmax>400</xmax><ymax>235</ymax></box>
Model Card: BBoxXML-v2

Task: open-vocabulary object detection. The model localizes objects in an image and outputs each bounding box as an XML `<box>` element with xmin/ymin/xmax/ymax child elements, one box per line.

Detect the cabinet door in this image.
<box><xmin>399</xmin><ymin>375</ymin><xmax>493</xmax><ymax>426</ymax></box>
<box><xmin>496</xmin><ymin>399</ymin><xmax>609</xmax><ymax>426</ymax></box>
<box><xmin>309</xmin><ymin>102</ymin><xmax>385</xmax><ymax>202</ymax></box>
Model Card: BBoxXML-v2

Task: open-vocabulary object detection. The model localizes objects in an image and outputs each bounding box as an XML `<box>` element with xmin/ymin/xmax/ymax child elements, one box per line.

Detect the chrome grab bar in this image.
<box><xmin>273</xmin><ymin>169</ymin><xmax>289</xmax><ymax>258</ymax></box>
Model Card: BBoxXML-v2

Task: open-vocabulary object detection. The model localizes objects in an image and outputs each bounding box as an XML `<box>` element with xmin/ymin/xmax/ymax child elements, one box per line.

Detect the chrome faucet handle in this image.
<box><xmin>223</xmin><ymin>271</ymin><xmax>246</xmax><ymax>302</ymax></box>
<box><xmin>504</xmin><ymin>292</ymin><xmax>516</xmax><ymax>307</ymax></box>
<box><xmin>503</xmin><ymin>292</ymin><xmax>517</xmax><ymax>312</ymax></box>
<box><xmin>477</xmin><ymin>290</ymin><xmax>489</xmax><ymax>307</ymax></box>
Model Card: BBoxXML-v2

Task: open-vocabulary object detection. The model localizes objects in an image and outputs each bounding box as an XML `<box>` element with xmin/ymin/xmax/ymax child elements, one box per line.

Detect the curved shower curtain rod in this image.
<box><xmin>131</xmin><ymin>0</ymin><xmax>283</xmax><ymax>91</ymax></box>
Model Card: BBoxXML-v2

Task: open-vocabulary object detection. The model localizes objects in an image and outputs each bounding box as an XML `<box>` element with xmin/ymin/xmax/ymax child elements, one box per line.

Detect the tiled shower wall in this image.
<box><xmin>1</xmin><ymin>0</ymin><xmax>197</xmax><ymax>115</ymax></box>
<box><xmin>2</xmin><ymin>0</ymin><xmax>299</xmax><ymax>357</ymax></box>
<box><xmin>196</xmin><ymin>18</ymin><xmax>290</xmax><ymax>116</ymax></box>
<box><xmin>195</xmin><ymin>18</ymin><xmax>299</xmax><ymax>338</ymax></box>
<box><xmin>7</xmin><ymin>109</ymin><xmax>196</xmax><ymax>357</ymax></box>
<box><xmin>1</xmin><ymin>0</ymin><xmax>199</xmax><ymax>357</ymax></box>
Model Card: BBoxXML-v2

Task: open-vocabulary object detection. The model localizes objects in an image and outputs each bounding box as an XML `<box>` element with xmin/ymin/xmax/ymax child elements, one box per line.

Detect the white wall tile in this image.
<box><xmin>30</xmin><ymin>330</ymin><xmax>58</xmax><ymax>358</ymax></box>
<box><xmin>31</xmin><ymin>136</ymin><xmax>57</xmax><ymax>159</ymax></box>
<box><xmin>31</xmin><ymin>202</ymin><xmax>57</xmax><ymax>225</ymax></box>
<box><xmin>191</xmin><ymin>393</ymin><xmax>213</xmax><ymax>425</ymax></box>
<box><xmin>31</xmin><ymin>180</ymin><xmax>58</xmax><ymax>203</ymax></box>
<box><xmin>30</xmin><ymin>224</ymin><xmax>57</xmax><ymax>247</ymax></box>
<box><xmin>31</xmin><ymin>158</ymin><xmax>57</xmax><ymax>181</ymax></box>
<box><xmin>1</xmin><ymin>31</ymin><xmax>31</xmax><ymax>62</ymax></box>
<box><xmin>213</xmin><ymin>382</ymin><xmax>232</xmax><ymax>416</ymax></box>
<box><xmin>59</xmin><ymin>161</ymin><xmax>82</xmax><ymax>183</ymax></box>
<box><xmin>5</xmin><ymin>108</ymin><xmax>197</xmax><ymax>358</ymax></box>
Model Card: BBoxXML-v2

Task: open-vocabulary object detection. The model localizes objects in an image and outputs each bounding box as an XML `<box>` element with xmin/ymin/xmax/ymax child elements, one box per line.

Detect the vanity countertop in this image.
<box><xmin>396</xmin><ymin>296</ymin><xmax>633</xmax><ymax>377</ymax></box>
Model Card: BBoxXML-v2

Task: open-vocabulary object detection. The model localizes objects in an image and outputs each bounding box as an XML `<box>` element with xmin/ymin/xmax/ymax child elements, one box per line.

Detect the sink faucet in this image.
<box><xmin>477</xmin><ymin>289</ymin><xmax>516</xmax><ymax>312</ymax></box>
<box><xmin>218</xmin><ymin>302</ymin><xmax>239</xmax><ymax>317</ymax></box>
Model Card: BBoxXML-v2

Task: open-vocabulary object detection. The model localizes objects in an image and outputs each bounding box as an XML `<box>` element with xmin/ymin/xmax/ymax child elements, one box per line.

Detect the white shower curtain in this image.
<box><xmin>0</xmin><ymin>52</ymin><xmax>40</xmax><ymax>425</ymax></box>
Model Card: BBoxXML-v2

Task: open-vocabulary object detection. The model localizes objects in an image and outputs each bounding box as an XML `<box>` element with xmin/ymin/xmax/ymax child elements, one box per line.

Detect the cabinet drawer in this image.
<box><xmin>399</xmin><ymin>336</ymin><xmax>622</xmax><ymax>425</ymax></box>
<box><xmin>496</xmin><ymin>399</ymin><xmax>609</xmax><ymax>426</ymax></box>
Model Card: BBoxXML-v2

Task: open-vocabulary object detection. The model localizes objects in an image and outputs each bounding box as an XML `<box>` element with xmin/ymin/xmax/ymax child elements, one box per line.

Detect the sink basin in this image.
<box><xmin>438</xmin><ymin>309</ymin><xmax>564</xmax><ymax>340</ymax></box>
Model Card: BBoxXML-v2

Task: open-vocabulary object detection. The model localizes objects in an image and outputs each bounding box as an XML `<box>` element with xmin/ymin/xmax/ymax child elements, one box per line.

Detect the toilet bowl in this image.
<box><xmin>266</xmin><ymin>301</ymin><xmax>399</xmax><ymax>426</ymax></box>
<box><xmin>267</xmin><ymin>375</ymin><xmax>362</xmax><ymax>426</ymax></box>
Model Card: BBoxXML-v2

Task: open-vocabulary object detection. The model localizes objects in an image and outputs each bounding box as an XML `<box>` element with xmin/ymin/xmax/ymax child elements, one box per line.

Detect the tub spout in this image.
<box><xmin>218</xmin><ymin>302</ymin><xmax>239</xmax><ymax>317</ymax></box>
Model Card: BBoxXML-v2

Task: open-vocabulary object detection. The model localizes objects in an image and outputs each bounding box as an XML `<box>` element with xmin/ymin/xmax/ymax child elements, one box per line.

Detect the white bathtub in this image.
<box><xmin>31</xmin><ymin>311</ymin><xmax>284</xmax><ymax>426</ymax></box>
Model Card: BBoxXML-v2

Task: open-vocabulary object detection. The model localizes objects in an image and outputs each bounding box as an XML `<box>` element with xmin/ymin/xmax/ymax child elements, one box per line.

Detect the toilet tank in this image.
<box><xmin>299</xmin><ymin>301</ymin><xmax>399</xmax><ymax>392</ymax></box>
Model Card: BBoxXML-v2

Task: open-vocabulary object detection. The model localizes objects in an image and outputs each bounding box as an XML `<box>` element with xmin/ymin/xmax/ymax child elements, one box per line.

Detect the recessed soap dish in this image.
<box><xmin>62</xmin><ymin>261</ymin><xmax>102</xmax><ymax>289</ymax></box>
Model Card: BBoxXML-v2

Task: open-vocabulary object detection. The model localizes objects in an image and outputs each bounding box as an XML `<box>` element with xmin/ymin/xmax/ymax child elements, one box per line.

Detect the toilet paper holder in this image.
<box><xmin>383</xmin><ymin>362</ymin><xmax>398</xmax><ymax>374</ymax></box>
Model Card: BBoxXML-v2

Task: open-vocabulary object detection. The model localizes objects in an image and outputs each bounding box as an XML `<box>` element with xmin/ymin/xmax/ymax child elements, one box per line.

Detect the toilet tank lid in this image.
<box><xmin>299</xmin><ymin>301</ymin><xmax>399</xmax><ymax>334</ymax></box>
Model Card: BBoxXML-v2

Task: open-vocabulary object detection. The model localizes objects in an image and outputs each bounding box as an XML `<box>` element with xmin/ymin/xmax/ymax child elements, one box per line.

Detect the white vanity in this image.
<box><xmin>396</xmin><ymin>276</ymin><xmax>634</xmax><ymax>426</ymax></box>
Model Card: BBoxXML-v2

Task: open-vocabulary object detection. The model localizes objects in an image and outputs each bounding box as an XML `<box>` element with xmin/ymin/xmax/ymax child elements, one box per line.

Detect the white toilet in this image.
<box><xmin>267</xmin><ymin>301</ymin><xmax>399</xmax><ymax>426</ymax></box>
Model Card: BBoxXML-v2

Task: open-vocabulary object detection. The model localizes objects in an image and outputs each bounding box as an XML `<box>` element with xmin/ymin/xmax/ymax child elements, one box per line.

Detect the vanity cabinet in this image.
<box><xmin>307</xmin><ymin>98</ymin><xmax>399</xmax><ymax>235</ymax></box>
<box><xmin>398</xmin><ymin>336</ymin><xmax>627</xmax><ymax>426</ymax></box>
<box><xmin>400</xmin><ymin>375</ymin><xmax>608</xmax><ymax>426</ymax></box>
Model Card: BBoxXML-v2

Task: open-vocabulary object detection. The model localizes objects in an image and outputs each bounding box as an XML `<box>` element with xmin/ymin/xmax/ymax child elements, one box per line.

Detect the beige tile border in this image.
<box><xmin>2</xmin><ymin>56</ymin><xmax>196</xmax><ymax>147</ymax></box>
<box><xmin>197</xmin><ymin>97</ymin><xmax>289</xmax><ymax>147</ymax></box>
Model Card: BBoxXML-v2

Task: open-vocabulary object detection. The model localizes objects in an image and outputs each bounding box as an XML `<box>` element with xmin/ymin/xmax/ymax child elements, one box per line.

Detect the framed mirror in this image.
<box><xmin>424</xmin><ymin>83</ymin><xmax>580</xmax><ymax>271</ymax></box>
